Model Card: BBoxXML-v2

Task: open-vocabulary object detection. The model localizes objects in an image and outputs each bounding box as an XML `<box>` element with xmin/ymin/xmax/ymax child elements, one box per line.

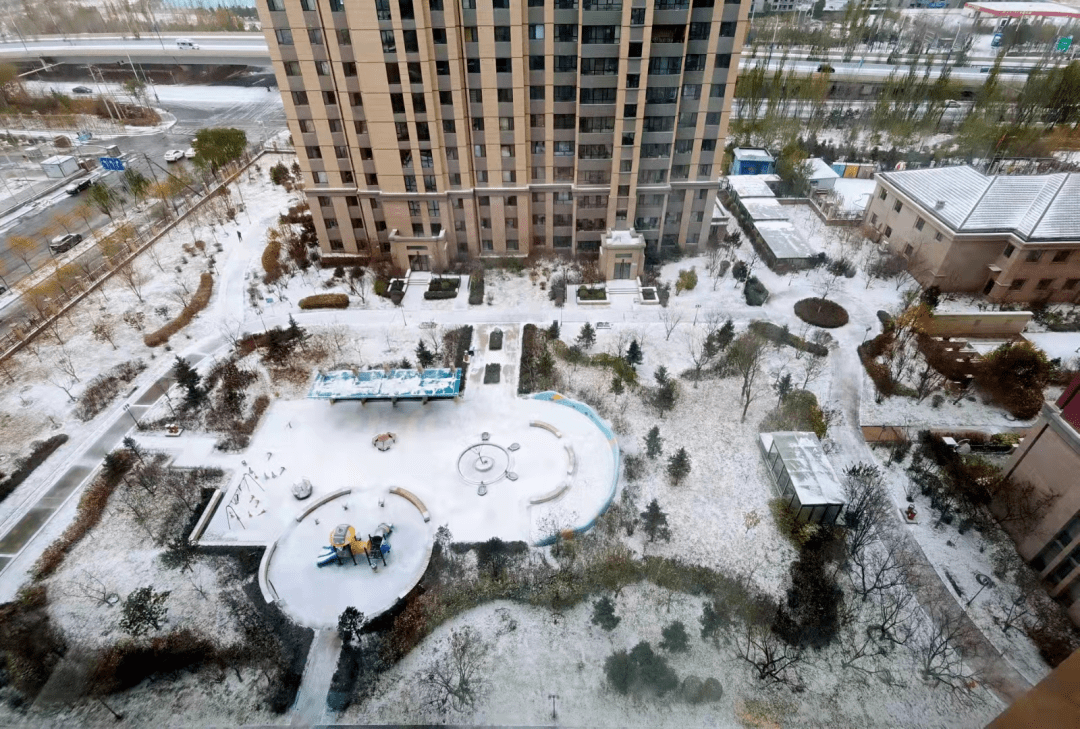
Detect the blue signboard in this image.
<box><xmin>99</xmin><ymin>157</ymin><xmax>125</xmax><ymax>171</ymax></box>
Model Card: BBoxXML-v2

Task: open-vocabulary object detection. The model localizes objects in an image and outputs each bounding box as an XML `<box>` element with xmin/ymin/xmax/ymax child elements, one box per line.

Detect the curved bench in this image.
<box><xmin>295</xmin><ymin>488</ymin><xmax>352</xmax><ymax>523</ymax></box>
<box><xmin>564</xmin><ymin>443</ymin><xmax>576</xmax><ymax>475</ymax></box>
<box><xmin>530</xmin><ymin>420</ymin><xmax>562</xmax><ymax>438</ymax></box>
<box><xmin>390</xmin><ymin>486</ymin><xmax>430</xmax><ymax>522</ymax></box>
<box><xmin>529</xmin><ymin>480</ymin><xmax>571</xmax><ymax>505</ymax></box>
<box><xmin>189</xmin><ymin>489</ymin><xmax>223</xmax><ymax>543</ymax></box>
<box><xmin>258</xmin><ymin>539</ymin><xmax>280</xmax><ymax>603</ymax></box>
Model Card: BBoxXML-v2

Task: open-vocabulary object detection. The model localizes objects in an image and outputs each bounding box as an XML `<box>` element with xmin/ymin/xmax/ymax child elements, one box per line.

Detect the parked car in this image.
<box><xmin>164</xmin><ymin>149</ymin><xmax>185</xmax><ymax>162</ymax></box>
<box><xmin>71</xmin><ymin>86</ymin><xmax>93</xmax><ymax>95</ymax></box>
<box><xmin>49</xmin><ymin>233</ymin><xmax>84</xmax><ymax>254</ymax></box>
<box><xmin>817</xmin><ymin>63</ymin><xmax>835</xmax><ymax>73</ymax></box>
<box><xmin>65</xmin><ymin>178</ymin><xmax>92</xmax><ymax>195</ymax></box>
<box><xmin>184</xmin><ymin>147</ymin><xmax>197</xmax><ymax>159</ymax></box>
<box><xmin>176</xmin><ymin>38</ymin><xmax>199</xmax><ymax>50</ymax></box>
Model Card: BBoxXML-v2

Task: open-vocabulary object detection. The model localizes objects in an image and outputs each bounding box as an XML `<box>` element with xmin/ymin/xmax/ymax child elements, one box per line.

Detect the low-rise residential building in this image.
<box><xmin>864</xmin><ymin>166</ymin><xmax>1080</xmax><ymax>304</ymax></box>
<box><xmin>999</xmin><ymin>376</ymin><xmax>1080</xmax><ymax>624</ymax></box>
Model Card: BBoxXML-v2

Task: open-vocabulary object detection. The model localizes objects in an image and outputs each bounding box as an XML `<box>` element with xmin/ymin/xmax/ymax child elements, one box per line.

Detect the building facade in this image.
<box><xmin>998</xmin><ymin>377</ymin><xmax>1080</xmax><ymax>625</ymax></box>
<box><xmin>864</xmin><ymin>166</ymin><xmax>1080</xmax><ymax>304</ymax></box>
<box><xmin>258</xmin><ymin>0</ymin><xmax>748</xmax><ymax>273</ymax></box>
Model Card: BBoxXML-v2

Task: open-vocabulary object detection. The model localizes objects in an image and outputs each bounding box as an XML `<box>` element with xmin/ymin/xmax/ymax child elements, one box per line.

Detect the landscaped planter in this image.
<box><xmin>389</xmin><ymin>278</ymin><xmax>405</xmax><ymax>305</ymax></box>
<box><xmin>576</xmin><ymin>285</ymin><xmax>609</xmax><ymax>306</ymax></box>
<box><xmin>424</xmin><ymin>275</ymin><xmax>461</xmax><ymax>300</ymax></box>
<box><xmin>639</xmin><ymin>287</ymin><xmax>660</xmax><ymax>305</ymax></box>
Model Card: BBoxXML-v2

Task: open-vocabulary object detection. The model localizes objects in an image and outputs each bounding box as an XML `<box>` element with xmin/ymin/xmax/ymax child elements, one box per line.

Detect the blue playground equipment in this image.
<box><xmin>317</xmin><ymin>522</ymin><xmax>393</xmax><ymax>570</ymax></box>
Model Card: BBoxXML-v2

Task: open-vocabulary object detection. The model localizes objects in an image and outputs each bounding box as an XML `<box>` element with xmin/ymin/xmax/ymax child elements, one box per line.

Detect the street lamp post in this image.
<box><xmin>122</xmin><ymin>403</ymin><xmax>141</xmax><ymax>429</ymax></box>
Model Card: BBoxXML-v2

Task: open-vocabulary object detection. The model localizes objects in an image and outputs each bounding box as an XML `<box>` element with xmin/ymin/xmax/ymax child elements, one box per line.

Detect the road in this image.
<box><xmin>0</xmin><ymin>79</ymin><xmax>285</xmax><ymax>335</ymax></box>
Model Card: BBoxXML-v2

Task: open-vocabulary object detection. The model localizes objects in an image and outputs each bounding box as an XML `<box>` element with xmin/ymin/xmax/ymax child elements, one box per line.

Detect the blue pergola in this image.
<box><xmin>307</xmin><ymin>368</ymin><xmax>462</xmax><ymax>403</ymax></box>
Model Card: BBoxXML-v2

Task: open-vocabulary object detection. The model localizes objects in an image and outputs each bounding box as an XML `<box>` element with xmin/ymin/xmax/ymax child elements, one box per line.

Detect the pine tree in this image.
<box><xmin>119</xmin><ymin>586</ymin><xmax>170</xmax><ymax>638</ymax></box>
<box><xmin>640</xmin><ymin>499</ymin><xmax>671</xmax><ymax>542</ymax></box>
<box><xmin>653</xmin><ymin>365</ymin><xmax>669</xmax><ymax>386</ymax></box>
<box><xmin>591</xmin><ymin>596</ymin><xmax>621</xmax><ymax>631</ymax></box>
<box><xmin>122</xmin><ymin>435</ymin><xmax>144</xmax><ymax>464</ymax></box>
<box><xmin>660</xmin><ymin>621</ymin><xmax>690</xmax><ymax>653</ymax></box>
<box><xmin>611</xmin><ymin>376</ymin><xmax>624</xmax><ymax>397</ymax></box>
<box><xmin>286</xmin><ymin>314</ymin><xmax>306</xmax><ymax>343</ymax></box>
<box><xmin>416</xmin><ymin>339</ymin><xmax>436</xmax><ymax>368</ymax></box>
<box><xmin>546</xmin><ymin>320</ymin><xmax>560</xmax><ymax>341</ymax></box>
<box><xmin>172</xmin><ymin>356</ymin><xmax>204</xmax><ymax>407</ymax></box>
<box><xmin>667</xmin><ymin>447</ymin><xmax>691</xmax><ymax>486</ymax></box>
<box><xmin>576</xmin><ymin>322</ymin><xmax>596</xmax><ymax>351</ymax></box>
<box><xmin>626</xmin><ymin>339</ymin><xmax>643</xmax><ymax>366</ymax></box>
<box><xmin>775</xmin><ymin>372</ymin><xmax>793</xmax><ymax>407</ymax></box>
<box><xmin>645</xmin><ymin>426</ymin><xmax>663</xmax><ymax>459</ymax></box>
<box><xmin>714</xmin><ymin>319</ymin><xmax>735</xmax><ymax>350</ymax></box>
<box><xmin>337</xmin><ymin>606</ymin><xmax>365</xmax><ymax>647</ymax></box>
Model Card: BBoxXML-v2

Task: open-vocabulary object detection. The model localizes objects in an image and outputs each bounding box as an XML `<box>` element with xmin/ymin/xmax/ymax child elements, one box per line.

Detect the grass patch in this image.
<box><xmin>760</xmin><ymin>390</ymin><xmax>829</xmax><ymax>439</ymax></box>
<box><xmin>144</xmin><ymin>272</ymin><xmax>213</xmax><ymax>347</ymax></box>
<box><xmin>794</xmin><ymin>298</ymin><xmax>849</xmax><ymax>328</ymax></box>
<box><xmin>518</xmin><ymin>324</ymin><xmax>556</xmax><ymax>394</ymax></box>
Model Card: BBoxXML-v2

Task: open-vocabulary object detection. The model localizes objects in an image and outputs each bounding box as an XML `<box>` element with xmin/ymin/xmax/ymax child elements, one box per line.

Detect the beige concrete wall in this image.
<box><xmin>989</xmin><ymin>649</ymin><xmax>1080</xmax><ymax>729</ymax></box>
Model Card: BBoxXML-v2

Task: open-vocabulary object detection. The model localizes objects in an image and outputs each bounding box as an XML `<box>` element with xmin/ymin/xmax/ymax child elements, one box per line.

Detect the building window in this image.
<box><xmin>715</xmin><ymin>53</ymin><xmax>731</xmax><ymax>69</ymax></box>
<box><xmin>424</xmin><ymin>176</ymin><xmax>436</xmax><ymax>192</ymax></box>
<box><xmin>648</xmin><ymin>56</ymin><xmax>682</xmax><ymax>75</ymax></box>
<box><xmin>689</xmin><ymin>21</ymin><xmax>710</xmax><ymax>40</ymax></box>
<box><xmin>497</xmin><ymin>88</ymin><xmax>513</xmax><ymax>102</ymax></box>
<box><xmin>915</xmin><ymin>217</ymin><xmax>925</xmax><ymax>231</ymax></box>
<box><xmin>1036</xmin><ymin>278</ymin><xmax>1054</xmax><ymax>290</ymax></box>
<box><xmin>629</xmin><ymin>42</ymin><xmax>642</xmax><ymax>57</ymax></box>
<box><xmin>627</xmin><ymin>74</ymin><xmax>640</xmax><ymax>89</ymax></box>
<box><xmin>472</xmin><ymin>117</ymin><xmax>485</xmax><ymax>131</ymax></box>
<box><xmin>710</xmin><ymin>84</ymin><xmax>725</xmax><ymax>98</ymax></box>
<box><xmin>554</xmin><ymin>85</ymin><xmax>575</xmax><ymax>102</ymax></box>
<box><xmin>343</xmin><ymin>62</ymin><xmax>356</xmax><ymax>77</ymax></box>
<box><xmin>499</xmin><ymin>116</ymin><xmax>514</xmax><ymax>131</ymax></box>
<box><xmin>494</xmin><ymin>26</ymin><xmax>511</xmax><ymax>42</ymax></box>
<box><xmin>555</xmin><ymin>24</ymin><xmax>578</xmax><ymax>43</ymax></box>
<box><xmin>275</xmin><ymin>29</ymin><xmax>293</xmax><ymax>45</ymax></box>
<box><xmin>338</xmin><ymin>146</ymin><xmax>352</xmax><ymax>159</ymax></box>
<box><xmin>412</xmin><ymin>223</ymin><xmax>426</xmax><ymax>236</ymax></box>
<box><xmin>432</xmin><ymin>28</ymin><xmax>447</xmax><ymax>44</ymax></box>
<box><xmin>337</xmin><ymin>28</ymin><xmax>351</xmax><ymax>45</ymax></box>
<box><xmin>474</xmin><ymin>145</ymin><xmax>486</xmax><ymax>158</ymax></box>
<box><xmin>934</xmin><ymin>231</ymin><xmax>943</xmax><ymax>241</ymax></box>
<box><xmin>467</xmin><ymin>58</ymin><xmax>480</xmax><ymax>73</ymax></box>
<box><xmin>884</xmin><ymin>226</ymin><xmax>893</xmax><ymax>238</ymax></box>
<box><xmin>297</xmin><ymin>119</ymin><xmax>313</xmax><ymax>133</ymax></box>
<box><xmin>267</xmin><ymin>0</ymin><xmax>285</xmax><ymax>10</ymax></box>
<box><xmin>341</xmin><ymin>170</ymin><xmax>354</xmax><ymax>184</ymax></box>
<box><xmin>1009</xmin><ymin>279</ymin><xmax>1027</xmax><ymax>291</ymax></box>
<box><xmin>879</xmin><ymin>189</ymin><xmax>888</xmax><ymax>201</ymax></box>
<box><xmin>496</xmin><ymin>57</ymin><xmax>512</xmax><ymax>73</ymax></box>
<box><xmin>395</xmin><ymin>122</ymin><xmax>410</xmax><ymax>140</ymax></box>
<box><xmin>403</xmin><ymin>29</ymin><xmax>419</xmax><ymax>52</ymax></box>
<box><xmin>417</xmin><ymin>122</ymin><xmax>432</xmax><ymax>141</ymax></box>
<box><xmin>556</xmin><ymin>55</ymin><xmax>578</xmax><ymax>73</ymax></box>
<box><xmin>351</xmin><ymin>92</ymin><xmax>363</xmax><ymax>107</ymax></box>
<box><xmin>436</xmin><ymin>60</ymin><xmax>450</xmax><ymax>75</ymax></box>
<box><xmin>582</xmin><ymin>25</ymin><xmax>619</xmax><ymax>44</ymax></box>
<box><xmin>719</xmin><ymin>21</ymin><xmax>736</xmax><ymax>37</ymax></box>
<box><xmin>630</xmin><ymin>7</ymin><xmax>644</xmax><ymax>24</ymax></box>
<box><xmin>893</xmin><ymin>200</ymin><xmax>902</xmax><ymax>213</ymax></box>
<box><xmin>529</xmin><ymin>24</ymin><xmax>544</xmax><ymax>40</ymax></box>
<box><xmin>313</xmin><ymin>171</ymin><xmax>328</xmax><ymax>184</ymax></box>
<box><xmin>306</xmin><ymin>145</ymin><xmax>322</xmax><ymax>159</ymax></box>
<box><xmin>412</xmin><ymin>93</ymin><xmax>427</xmax><ymax>113</ymax></box>
<box><xmin>308</xmin><ymin>28</ymin><xmax>323</xmax><ymax>44</ymax></box>
<box><xmin>530</xmin><ymin>54</ymin><xmax>545</xmax><ymax>70</ymax></box>
<box><xmin>440</xmin><ymin>90</ymin><xmax>453</xmax><ymax>105</ymax></box>
<box><xmin>390</xmin><ymin>93</ymin><xmax>406</xmax><ymax>113</ymax></box>
<box><xmin>685</xmin><ymin>54</ymin><xmax>705</xmax><ymax>71</ymax></box>
<box><xmin>1003</xmin><ymin>244</ymin><xmax>1015</xmax><ymax>257</ymax></box>
<box><xmin>554</xmin><ymin>141</ymin><xmax>575</xmax><ymax>156</ymax></box>
<box><xmin>401</xmin><ymin>150</ymin><xmax>413</xmax><ymax>168</ymax></box>
<box><xmin>530</xmin><ymin>86</ymin><xmax>546</xmax><ymax>100</ymax></box>
<box><xmin>624</xmin><ymin>104</ymin><xmax>638</xmax><ymax>118</ymax></box>
<box><xmin>1064</xmin><ymin>278</ymin><xmax>1080</xmax><ymax>290</ymax></box>
<box><xmin>380</xmin><ymin>30</ymin><xmax>396</xmax><ymax>53</ymax></box>
<box><xmin>291</xmin><ymin>91</ymin><xmax>308</xmax><ymax>105</ymax></box>
<box><xmin>1052</xmin><ymin>250</ymin><xmax>1072</xmax><ymax>263</ymax></box>
<box><xmin>554</xmin><ymin>114</ymin><xmax>575</xmax><ymax>129</ymax></box>
<box><xmin>470</xmin><ymin>89</ymin><xmax>483</xmax><ymax>104</ymax></box>
<box><xmin>404</xmin><ymin>175</ymin><xmax>417</xmax><ymax>192</ymax></box>
<box><xmin>1026</xmin><ymin>250</ymin><xmax>1044</xmax><ymax>262</ymax></box>
<box><xmin>705</xmin><ymin>112</ymin><xmax>721</xmax><ymax>125</ymax></box>
<box><xmin>283</xmin><ymin>61</ymin><xmax>301</xmax><ymax>76</ymax></box>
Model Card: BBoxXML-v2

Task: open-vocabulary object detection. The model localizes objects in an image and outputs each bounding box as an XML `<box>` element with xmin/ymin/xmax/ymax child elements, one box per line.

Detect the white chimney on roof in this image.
<box><xmin>935</xmin><ymin>200</ymin><xmax>946</xmax><ymax>210</ymax></box>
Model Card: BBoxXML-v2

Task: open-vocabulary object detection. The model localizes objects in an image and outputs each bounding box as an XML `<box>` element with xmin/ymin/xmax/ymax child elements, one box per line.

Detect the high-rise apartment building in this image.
<box><xmin>258</xmin><ymin>0</ymin><xmax>747</xmax><ymax>274</ymax></box>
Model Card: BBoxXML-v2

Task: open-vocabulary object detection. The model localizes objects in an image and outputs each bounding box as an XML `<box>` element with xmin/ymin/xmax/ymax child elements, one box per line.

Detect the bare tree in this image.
<box><xmin>117</xmin><ymin>261</ymin><xmax>146</xmax><ymax>303</ymax></box>
<box><xmin>71</xmin><ymin>570</ymin><xmax>119</xmax><ymax>607</ymax></box>
<box><xmin>914</xmin><ymin>606</ymin><xmax>981</xmax><ymax>696</ymax></box>
<box><xmin>92</xmin><ymin>319</ymin><xmax>117</xmax><ymax>349</ymax></box>
<box><xmin>736</xmin><ymin>620</ymin><xmax>804</xmax><ymax>686</ymax></box>
<box><xmin>706</xmin><ymin>246</ymin><xmax>726</xmax><ymax>290</ymax></box>
<box><xmin>686</xmin><ymin>328</ymin><xmax>719</xmax><ymax>386</ymax></box>
<box><xmin>728</xmin><ymin>331</ymin><xmax>768</xmax><ymax>422</ymax></box>
<box><xmin>145</xmin><ymin>241</ymin><xmax>167</xmax><ymax>272</ymax></box>
<box><xmin>801</xmin><ymin>353</ymin><xmax>827</xmax><ymax>389</ymax></box>
<box><xmin>420</xmin><ymin>626</ymin><xmax>490</xmax><ymax>716</ymax></box>
<box><xmin>870</xmin><ymin>585</ymin><xmax>919</xmax><ymax>646</ymax></box>
<box><xmin>659</xmin><ymin>309</ymin><xmax>682</xmax><ymax>341</ymax></box>
<box><xmin>8</xmin><ymin>235</ymin><xmax>38</xmax><ymax>272</ymax></box>
<box><xmin>57</xmin><ymin>348</ymin><xmax>80</xmax><ymax>382</ymax></box>
<box><xmin>913</xmin><ymin>358</ymin><xmax>947</xmax><ymax>403</ymax></box>
<box><xmin>842</xmin><ymin>463</ymin><xmax>891</xmax><ymax>563</ymax></box>
<box><xmin>988</xmin><ymin>478</ymin><xmax>1061</xmax><ymax>536</ymax></box>
<box><xmin>814</xmin><ymin>267</ymin><xmax>845</xmax><ymax>302</ymax></box>
<box><xmin>850</xmin><ymin>536</ymin><xmax>910</xmax><ymax>602</ymax></box>
<box><xmin>992</xmin><ymin>590</ymin><xmax>1035</xmax><ymax>636</ymax></box>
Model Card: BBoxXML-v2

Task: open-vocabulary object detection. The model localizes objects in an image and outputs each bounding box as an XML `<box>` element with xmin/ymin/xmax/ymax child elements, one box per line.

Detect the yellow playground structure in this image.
<box><xmin>317</xmin><ymin>522</ymin><xmax>393</xmax><ymax>570</ymax></box>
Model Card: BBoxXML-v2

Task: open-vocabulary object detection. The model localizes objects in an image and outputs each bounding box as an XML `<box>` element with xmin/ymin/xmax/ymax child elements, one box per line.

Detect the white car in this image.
<box><xmin>164</xmin><ymin>149</ymin><xmax>185</xmax><ymax>162</ymax></box>
<box><xmin>176</xmin><ymin>38</ymin><xmax>199</xmax><ymax>50</ymax></box>
<box><xmin>184</xmin><ymin>147</ymin><xmax>197</xmax><ymax>159</ymax></box>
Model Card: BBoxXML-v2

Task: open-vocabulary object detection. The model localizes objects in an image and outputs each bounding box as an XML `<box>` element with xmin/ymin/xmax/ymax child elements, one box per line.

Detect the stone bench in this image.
<box><xmin>564</xmin><ymin>443</ymin><xmax>576</xmax><ymax>475</ymax></box>
<box><xmin>530</xmin><ymin>420</ymin><xmax>562</xmax><ymax>438</ymax></box>
<box><xmin>390</xmin><ymin>486</ymin><xmax>430</xmax><ymax>522</ymax></box>
<box><xmin>529</xmin><ymin>481</ymin><xmax>571</xmax><ymax>505</ymax></box>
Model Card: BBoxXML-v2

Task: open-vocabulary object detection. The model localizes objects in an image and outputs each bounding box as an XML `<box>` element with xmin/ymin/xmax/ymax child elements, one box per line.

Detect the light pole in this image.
<box><xmin>123</xmin><ymin>403</ymin><xmax>141</xmax><ymax>429</ymax></box>
<box><xmin>693</xmin><ymin>303</ymin><xmax>701</xmax><ymax>327</ymax></box>
<box><xmin>158</xmin><ymin>380</ymin><xmax>176</xmax><ymax>417</ymax></box>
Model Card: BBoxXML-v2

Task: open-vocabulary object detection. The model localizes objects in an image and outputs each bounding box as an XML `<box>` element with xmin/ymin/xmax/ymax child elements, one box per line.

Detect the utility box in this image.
<box><xmin>41</xmin><ymin>155</ymin><xmax>80</xmax><ymax>179</ymax></box>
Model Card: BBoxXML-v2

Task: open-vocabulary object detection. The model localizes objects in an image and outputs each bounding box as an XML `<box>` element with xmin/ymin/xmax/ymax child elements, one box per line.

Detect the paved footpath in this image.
<box><xmin>290</xmin><ymin>629</ymin><xmax>341</xmax><ymax>726</ymax></box>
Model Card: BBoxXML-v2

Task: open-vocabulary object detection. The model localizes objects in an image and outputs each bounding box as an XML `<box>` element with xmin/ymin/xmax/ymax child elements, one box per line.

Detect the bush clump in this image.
<box><xmin>0</xmin><ymin>434</ymin><xmax>69</xmax><ymax>505</ymax></box>
<box><xmin>489</xmin><ymin>328</ymin><xmax>503</xmax><ymax>350</ymax></box>
<box><xmin>744</xmin><ymin>276</ymin><xmax>769</xmax><ymax>306</ymax></box>
<box><xmin>577</xmin><ymin>285</ymin><xmax>607</xmax><ymax>301</ymax></box>
<box><xmin>794</xmin><ymin>298</ymin><xmax>849</xmax><ymax>328</ymax></box>
<box><xmin>261</xmin><ymin>236</ymin><xmax>283</xmax><ymax>284</ymax></box>
<box><xmin>748</xmin><ymin>321</ymin><xmax>828</xmax><ymax>357</ymax></box>
<box><xmin>760</xmin><ymin>390</ymin><xmax>829</xmax><ymax>439</ymax></box>
<box><xmin>144</xmin><ymin>272</ymin><xmax>214</xmax><ymax>347</ymax></box>
<box><xmin>75</xmin><ymin>360</ymin><xmax>147</xmax><ymax>421</ymax></box>
<box><xmin>518</xmin><ymin>324</ymin><xmax>556</xmax><ymax>395</ymax></box>
<box><xmin>298</xmin><ymin>293</ymin><xmax>349</xmax><ymax>310</ymax></box>
<box><xmin>604</xmin><ymin>641</ymin><xmax>679</xmax><ymax>697</ymax></box>
<box><xmin>675</xmin><ymin>268</ymin><xmax>698</xmax><ymax>295</ymax></box>
<box><xmin>975</xmin><ymin>342</ymin><xmax>1051</xmax><ymax>420</ymax></box>
<box><xmin>469</xmin><ymin>270</ymin><xmax>485</xmax><ymax>305</ymax></box>
<box><xmin>483</xmin><ymin>363</ymin><xmax>501</xmax><ymax>384</ymax></box>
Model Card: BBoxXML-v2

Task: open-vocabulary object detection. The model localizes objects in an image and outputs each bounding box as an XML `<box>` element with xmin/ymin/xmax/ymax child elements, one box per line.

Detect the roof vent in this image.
<box><xmin>935</xmin><ymin>200</ymin><xmax>946</xmax><ymax>210</ymax></box>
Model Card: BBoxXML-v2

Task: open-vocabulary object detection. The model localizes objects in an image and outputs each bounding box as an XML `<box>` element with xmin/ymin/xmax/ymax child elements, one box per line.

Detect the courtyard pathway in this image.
<box><xmin>290</xmin><ymin>628</ymin><xmax>342</xmax><ymax>726</ymax></box>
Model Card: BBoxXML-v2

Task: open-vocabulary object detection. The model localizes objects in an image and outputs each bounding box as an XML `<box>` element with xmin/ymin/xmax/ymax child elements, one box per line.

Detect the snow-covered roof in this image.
<box><xmin>308</xmin><ymin>368</ymin><xmax>462</xmax><ymax>400</ymax></box>
<box><xmin>601</xmin><ymin>228</ymin><xmax>645</xmax><ymax>248</ymax></box>
<box><xmin>756</xmin><ymin>220</ymin><xmax>817</xmax><ymax>261</ymax></box>
<box><xmin>761</xmin><ymin>432</ymin><xmax>845</xmax><ymax>506</ymax></box>
<box><xmin>733</xmin><ymin>147</ymin><xmax>774</xmax><ymax>162</ymax></box>
<box><xmin>806</xmin><ymin>157</ymin><xmax>840</xmax><ymax>181</ymax></box>
<box><xmin>877</xmin><ymin>166</ymin><xmax>1080</xmax><ymax>241</ymax></box>
<box><xmin>965</xmin><ymin>1</ymin><xmax>1080</xmax><ymax>18</ymax></box>
<box><xmin>727</xmin><ymin>174</ymin><xmax>779</xmax><ymax>199</ymax></box>
<box><xmin>712</xmin><ymin>199</ymin><xmax>731</xmax><ymax>221</ymax></box>
<box><xmin>742</xmin><ymin>198</ymin><xmax>790</xmax><ymax>222</ymax></box>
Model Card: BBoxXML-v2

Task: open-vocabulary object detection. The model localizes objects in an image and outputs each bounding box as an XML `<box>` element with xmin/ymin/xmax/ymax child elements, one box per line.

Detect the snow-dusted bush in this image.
<box><xmin>744</xmin><ymin>277</ymin><xmax>769</xmax><ymax>306</ymax></box>
<box><xmin>144</xmin><ymin>272</ymin><xmax>214</xmax><ymax>347</ymax></box>
<box><xmin>299</xmin><ymin>293</ymin><xmax>349</xmax><ymax>309</ymax></box>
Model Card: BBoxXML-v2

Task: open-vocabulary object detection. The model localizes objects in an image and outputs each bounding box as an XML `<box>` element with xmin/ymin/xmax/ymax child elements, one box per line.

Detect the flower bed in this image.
<box><xmin>576</xmin><ymin>285</ymin><xmax>608</xmax><ymax>304</ymax></box>
<box><xmin>794</xmin><ymin>297</ymin><xmax>849</xmax><ymax>328</ymax></box>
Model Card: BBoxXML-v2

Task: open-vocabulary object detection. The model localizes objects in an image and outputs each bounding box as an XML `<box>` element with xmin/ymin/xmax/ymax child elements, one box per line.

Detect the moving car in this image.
<box><xmin>164</xmin><ymin>149</ymin><xmax>185</xmax><ymax>162</ymax></box>
<box><xmin>184</xmin><ymin>147</ymin><xmax>197</xmax><ymax>159</ymax></box>
<box><xmin>71</xmin><ymin>86</ymin><xmax>93</xmax><ymax>94</ymax></box>
<box><xmin>49</xmin><ymin>233</ymin><xmax>84</xmax><ymax>254</ymax></box>
<box><xmin>65</xmin><ymin>178</ymin><xmax>92</xmax><ymax>195</ymax></box>
<box><xmin>176</xmin><ymin>38</ymin><xmax>199</xmax><ymax>50</ymax></box>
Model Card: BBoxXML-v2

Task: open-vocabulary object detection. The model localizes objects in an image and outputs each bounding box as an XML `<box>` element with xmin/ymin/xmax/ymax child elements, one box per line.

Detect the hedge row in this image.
<box><xmin>423</xmin><ymin>289</ymin><xmax>457</xmax><ymax>300</ymax></box>
<box><xmin>75</xmin><ymin>360</ymin><xmax>146</xmax><ymax>422</ymax></box>
<box><xmin>144</xmin><ymin>272</ymin><xmax>214</xmax><ymax>347</ymax></box>
<box><xmin>299</xmin><ymin>293</ymin><xmax>349</xmax><ymax>309</ymax></box>
<box><xmin>468</xmin><ymin>271</ymin><xmax>485</xmax><ymax>305</ymax></box>
<box><xmin>518</xmin><ymin>324</ymin><xmax>556</xmax><ymax>394</ymax></box>
<box><xmin>34</xmin><ymin>451</ymin><xmax>133</xmax><ymax>579</ymax></box>
<box><xmin>748</xmin><ymin>321</ymin><xmax>828</xmax><ymax>357</ymax></box>
<box><xmin>0</xmin><ymin>434</ymin><xmax>69</xmax><ymax>505</ymax></box>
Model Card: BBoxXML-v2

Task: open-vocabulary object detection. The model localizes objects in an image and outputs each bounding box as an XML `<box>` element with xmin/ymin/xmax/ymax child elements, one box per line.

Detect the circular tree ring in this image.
<box><xmin>457</xmin><ymin>443</ymin><xmax>511</xmax><ymax>485</ymax></box>
<box><xmin>794</xmin><ymin>298</ymin><xmax>850</xmax><ymax>329</ymax></box>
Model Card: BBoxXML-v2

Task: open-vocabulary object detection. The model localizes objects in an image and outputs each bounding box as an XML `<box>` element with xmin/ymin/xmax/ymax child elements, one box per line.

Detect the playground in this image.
<box><xmin>186</xmin><ymin>386</ymin><xmax>618</xmax><ymax>627</ymax></box>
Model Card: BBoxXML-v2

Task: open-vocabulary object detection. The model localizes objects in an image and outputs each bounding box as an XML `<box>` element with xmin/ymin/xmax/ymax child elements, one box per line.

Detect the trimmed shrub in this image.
<box><xmin>483</xmin><ymin>363</ymin><xmax>501</xmax><ymax>384</ymax></box>
<box><xmin>144</xmin><ymin>272</ymin><xmax>213</xmax><ymax>347</ymax></box>
<box><xmin>0</xmin><ymin>435</ymin><xmax>69</xmax><ymax>504</ymax></box>
<box><xmin>744</xmin><ymin>276</ymin><xmax>769</xmax><ymax>306</ymax></box>
<box><xmin>604</xmin><ymin>642</ymin><xmax>679</xmax><ymax>696</ymax></box>
<box><xmin>518</xmin><ymin>324</ymin><xmax>556</xmax><ymax>394</ymax></box>
<box><xmin>261</xmin><ymin>237</ymin><xmax>283</xmax><ymax>283</ymax></box>
<box><xmin>748</xmin><ymin>321</ymin><xmax>828</xmax><ymax>357</ymax></box>
<box><xmin>489</xmin><ymin>328</ymin><xmax>503</xmax><ymax>350</ymax></box>
<box><xmin>975</xmin><ymin>342</ymin><xmax>1052</xmax><ymax>420</ymax></box>
<box><xmin>794</xmin><ymin>298</ymin><xmax>849</xmax><ymax>328</ymax></box>
<box><xmin>760</xmin><ymin>390</ymin><xmax>828</xmax><ymax>439</ymax></box>
<box><xmin>299</xmin><ymin>293</ymin><xmax>349</xmax><ymax>310</ymax></box>
<box><xmin>469</xmin><ymin>271</ymin><xmax>485</xmax><ymax>305</ymax></box>
<box><xmin>327</xmin><ymin>646</ymin><xmax>364</xmax><ymax>712</ymax></box>
<box><xmin>427</xmin><ymin>276</ymin><xmax>460</xmax><ymax>294</ymax></box>
<box><xmin>90</xmin><ymin>629</ymin><xmax>219</xmax><ymax>695</ymax></box>
<box><xmin>675</xmin><ymin>268</ymin><xmax>698</xmax><ymax>295</ymax></box>
<box><xmin>577</xmin><ymin>285</ymin><xmax>607</xmax><ymax>301</ymax></box>
<box><xmin>423</xmin><ymin>289</ymin><xmax>457</xmax><ymax>300</ymax></box>
<box><xmin>0</xmin><ymin>586</ymin><xmax>66</xmax><ymax>699</ymax></box>
<box><xmin>75</xmin><ymin>360</ymin><xmax>147</xmax><ymax>421</ymax></box>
